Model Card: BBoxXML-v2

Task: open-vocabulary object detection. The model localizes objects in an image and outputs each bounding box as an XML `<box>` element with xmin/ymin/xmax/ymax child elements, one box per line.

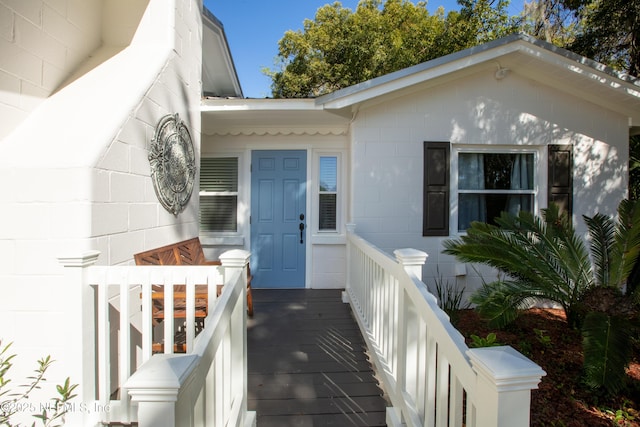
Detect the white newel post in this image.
<box><xmin>390</xmin><ymin>248</ymin><xmax>428</xmax><ymax>426</ymax></box>
<box><xmin>126</xmin><ymin>354</ymin><xmax>199</xmax><ymax>427</ymax></box>
<box><xmin>57</xmin><ymin>251</ymin><xmax>101</xmax><ymax>425</ymax></box>
<box><xmin>219</xmin><ymin>249</ymin><xmax>251</xmax><ymax>283</ymax></box>
<box><xmin>393</xmin><ymin>248</ymin><xmax>428</xmax><ymax>280</ymax></box>
<box><xmin>219</xmin><ymin>248</ymin><xmax>253</xmax><ymax>424</ymax></box>
<box><xmin>468</xmin><ymin>346</ymin><xmax>546</xmax><ymax>427</ymax></box>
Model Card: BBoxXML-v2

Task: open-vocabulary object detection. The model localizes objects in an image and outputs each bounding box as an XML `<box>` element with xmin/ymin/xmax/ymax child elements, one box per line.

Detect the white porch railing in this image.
<box><xmin>344</xmin><ymin>226</ymin><xmax>546</xmax><ymax>427</ymax></box>
<box><xmin>58</xmin><ymin>249</ymin><xmax>256</xmax><ymax>427</ymax></box>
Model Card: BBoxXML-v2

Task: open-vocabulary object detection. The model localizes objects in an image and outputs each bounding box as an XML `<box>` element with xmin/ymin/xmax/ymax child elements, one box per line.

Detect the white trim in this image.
<box><xmin>199</xmin><ymin>153</ymin><xmax>247</xmax><ymax>244</ymax></box>
<box><xmin>311</xmin><ymin>150</ymin><xmax>347</xmax><ymax>242</ymax></box>
<box><xmin>451</xmin><ymin>145</ymin><xmax>543</xmax><ymax>235</ymax></box>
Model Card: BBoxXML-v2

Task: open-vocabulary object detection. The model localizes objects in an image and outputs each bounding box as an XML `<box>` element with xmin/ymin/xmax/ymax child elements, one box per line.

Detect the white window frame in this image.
<box><xmin>312</xmin><ymin>151</ymin><xmax>346</xmax><ymax>242</ymax></box>
<box><xmin>199</xmin><ymin>153</ymin><xmax>245</xmax><ymax>245</ymax></box>
<box><xmin>451</xmin><ymin>145</ymin><xmax>541</xmax><ymax>234</ymax></box>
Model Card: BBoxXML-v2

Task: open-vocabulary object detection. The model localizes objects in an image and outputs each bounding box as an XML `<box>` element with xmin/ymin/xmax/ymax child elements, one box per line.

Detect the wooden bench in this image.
<box><xmin>134</xmin><ymin>237</ymin><xmax>254</xmax><ymax>320</ymax></box>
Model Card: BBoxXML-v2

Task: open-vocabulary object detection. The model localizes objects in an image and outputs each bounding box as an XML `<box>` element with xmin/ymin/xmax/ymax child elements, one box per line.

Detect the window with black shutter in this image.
<box><xmin>424</xmin><ymin>143</ymin><xmax>573</xmax><ymax>237</ymax></box>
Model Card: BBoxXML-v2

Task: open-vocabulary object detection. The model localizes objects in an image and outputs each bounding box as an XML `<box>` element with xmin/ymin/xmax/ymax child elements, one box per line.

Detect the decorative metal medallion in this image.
<box><xmin>149</xmin><ymin>113</ymin><xmax>196</xmax><ymax>216</ymax></box>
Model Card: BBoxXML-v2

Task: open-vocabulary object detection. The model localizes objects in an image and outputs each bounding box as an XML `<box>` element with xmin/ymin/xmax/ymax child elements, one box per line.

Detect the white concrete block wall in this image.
<box><xmin>311</xmin><ymin>245</ymin><xmax>346</xmax><ymax>289</ymax></box>
<box><xmin>0</xmin><ymin>0</ymin><xmax>102</xmax><ymax>140</ymax></box>
<box><xmin>0</xmin><ymin>0</ymin><xmax>204</xmax><ymax>423</ymax></box>
<box><xmin>351</xmin><ymin>70</ymin><xmax>629</xmax><ymax>292</ymax></box>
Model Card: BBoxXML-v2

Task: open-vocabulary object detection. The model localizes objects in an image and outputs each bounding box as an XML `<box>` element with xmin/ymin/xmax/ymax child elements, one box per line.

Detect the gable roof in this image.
<box><xmin>202</xmin><ymin>8</ymin><xmax>243</xmax><ymax>98</ymax></box>
<box><xmin>202</xmin><ymin>33</ymin><xmax>640</xmax><ymax>132</ymax></box>
<box><xmin>315</xmin><ymin>33</ymin><xmax>640</xmax><ymax>128</ymax></box>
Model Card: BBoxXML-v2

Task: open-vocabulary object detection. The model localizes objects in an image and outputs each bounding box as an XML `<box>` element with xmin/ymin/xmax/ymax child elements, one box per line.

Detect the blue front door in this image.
<box><xmin>251</xmin><ymin>150</ymin><xmax>307</xmax><ymax>288</ymax></box>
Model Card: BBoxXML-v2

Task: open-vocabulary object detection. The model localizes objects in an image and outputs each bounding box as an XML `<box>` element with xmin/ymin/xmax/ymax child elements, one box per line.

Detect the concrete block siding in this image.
<box><xmin>0</xmin><ymin>1</ymin><xmax>204</xmax><ymax>421</ymax></box>
<box><xmin>351</xmin><ymin>70</ymin><xmax>629</xmax><ymax>294</ymax></box>
<box><xmin>0</xmin><ymin>0</ymin><xmax>103</xmax><ymax>140</ymax></box>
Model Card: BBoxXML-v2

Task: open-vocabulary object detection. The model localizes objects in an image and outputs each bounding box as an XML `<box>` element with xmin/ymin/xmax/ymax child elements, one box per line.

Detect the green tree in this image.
<box><xmin>567</xmin><ymin>0</ymin><xmax>640</xmax><ymax>76</ymax></box>
<box><xmin>267</xmin><ymin>0</ymin><xmax>514</xmax><ymax>98</ymax></box>
<box><xmin>457</xmin><ymin>0</ymin><xmax>518</xmax><ymax>43</ymax></box>
<box><xmin>517</xmin><ymin>0</ymin><xmax>581</xmax><ymax>45</ymax></box>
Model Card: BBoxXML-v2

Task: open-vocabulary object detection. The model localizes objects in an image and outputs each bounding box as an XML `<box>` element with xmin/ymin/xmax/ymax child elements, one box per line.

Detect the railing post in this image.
<box><xmin>393</xmin><ymin>248</ymin><xmax>428</xmax><ymax>279</ymax></box>
<box><xmin>218</xmin><ymin>249</ymin><xmax>254</xmax><ymax>426</ymax></box>
<box><xmin>219</xmin><ymin>249</ymin><xmax>251</xmax><ymax>280</ymax></box>
<box><xmin>389</xmin><ymin>248</ymin><xmax>428</xmax><ymax>426</ymax></box>
<box><xmin>467</xmin><ymin>346</ymin><xmax>546</xmax><ymax>427</ymax></box>
<box><xmin>57</xmin><ymin>250</ymin><xmax>101</xmax><ymax>425</ymax></box>
<box><xmin>126</xmin><ymin>354</ymin><xmax>198</xmax><ymax>427</ymax></box>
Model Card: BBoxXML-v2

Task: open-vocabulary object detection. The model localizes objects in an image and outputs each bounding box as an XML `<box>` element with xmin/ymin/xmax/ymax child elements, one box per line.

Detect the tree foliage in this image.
<box><xmin>517</xmin><ymin>0</ymin><xmax>581</xmax><ymax>45</ymax></box>
<box><xmin>266</xmin><ymin>0</ymin><xmax>639</xmax><ymax>98</ymax></box>
<box><xmin>267</xmin><ymin>0</ymin><xmax>518</xmax><ymax>98</ymax></box>
<box><xmin>567</xmin><ymin>0</ymin><xmax>640</xmax><ymax>77</ymax></box>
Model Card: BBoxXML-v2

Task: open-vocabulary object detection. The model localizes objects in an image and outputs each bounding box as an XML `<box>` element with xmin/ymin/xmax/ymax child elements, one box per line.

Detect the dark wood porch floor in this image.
<box><xmin>247</xmin><ymin>289</ymin><xmax>388</xmax><ymax>427</ymax></box>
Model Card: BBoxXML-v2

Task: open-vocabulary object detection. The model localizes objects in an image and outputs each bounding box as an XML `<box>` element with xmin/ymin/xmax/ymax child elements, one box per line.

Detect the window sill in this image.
<box><xmin>311</xmin><ymin>233</ymin><xmax>347</xmax><ymax>245</ymax></box>
<box><xmin>199</xmin><ymin>235</ymin><xmax>245</xmax><ymax>246</ymax></box>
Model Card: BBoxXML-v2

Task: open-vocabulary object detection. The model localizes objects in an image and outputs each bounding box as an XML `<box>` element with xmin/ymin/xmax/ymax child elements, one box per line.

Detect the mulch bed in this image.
<box><xmin>455</xmin><ymin>308</ymin><xmax>640</xmax><ymax>426</ymax></box>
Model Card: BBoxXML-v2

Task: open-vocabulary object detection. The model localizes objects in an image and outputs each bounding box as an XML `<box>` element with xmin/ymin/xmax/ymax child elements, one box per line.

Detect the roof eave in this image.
<box><xmin>315</xmin><ymin>33</ymin><xmax>640</xmax><ymax>120</ymax></box>
<box><xmin>202</xmin><ymin>7</ymin><xmax>243</xmax><ymax>98</ymax></box>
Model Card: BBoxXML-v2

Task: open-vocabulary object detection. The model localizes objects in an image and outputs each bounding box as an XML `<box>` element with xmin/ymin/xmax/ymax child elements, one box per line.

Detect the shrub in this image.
<box><xmin>0</xmin><ymin>341</ymin><xmax>78</xmax><ymax>426</ymax></box>
<box><xmin>443</xmin><ymin>199</ymin><xmax>640</xmax><ymax>396</ymax></box>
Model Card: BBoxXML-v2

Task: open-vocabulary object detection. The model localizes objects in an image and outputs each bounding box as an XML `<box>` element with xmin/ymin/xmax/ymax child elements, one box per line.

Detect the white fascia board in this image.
<box><xmin>316</xmin><ymin>43</ymin><xmax>523</xmax><ymax>110</ymax></box>
<box><xmin>201</xmin><ymin>98</ymin><xmax>321</xmax><ymax>112</ymax></box>
<box><xmin>517</xmin><ymin>41</ymin><xmax>640</xmax><ymax>101</ymax></box>
<box><xmin>316</xmin><ymin>33</ymin><xmax>640</xmax><ymax>114</ymax></box>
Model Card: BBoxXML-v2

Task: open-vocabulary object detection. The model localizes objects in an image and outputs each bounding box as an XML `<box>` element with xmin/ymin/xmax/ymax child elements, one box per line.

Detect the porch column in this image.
<box><xmin>57</xmin><ymin>251</ymin><xmax>101</xmax><ymax>426</ymax></box>
<box><xmin>468</xmin><ymin>346</ymin><xmax>546</xmax><ymax>427</ymax></box>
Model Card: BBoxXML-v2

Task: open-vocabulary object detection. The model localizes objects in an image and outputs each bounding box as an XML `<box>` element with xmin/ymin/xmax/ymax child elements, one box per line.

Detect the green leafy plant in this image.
<box><xmin>469</xmin><ymin>332</ymin><xmax>501</xmax><ymax>348</ymax></box>
<box><xmin>443</xmin><ymin>203</ymin><xmax>594</xmax><ymax>329</ymax></box>
<box><xmin>431</xmin><ymin>271</ymin><xmax>471</xmax><ymax>325</ymax></box>
<box><xmin>534</xmin><ymin>328</ymin><xmax>552</xmax><ymax>347</ymax></box>
<box><xmin>444</xmin><ymin>199</ymin><xmax>640</xmax><ymax>396</ymax></box>
<box><xmin>518</xmin><ymin>339</ymin><xmax>533</xmax><ymax>356</ymax></box>
<box><xmin>0</xmin><ymin>341</ymin><xmax>78</xmax><ymax>427</ymax></box>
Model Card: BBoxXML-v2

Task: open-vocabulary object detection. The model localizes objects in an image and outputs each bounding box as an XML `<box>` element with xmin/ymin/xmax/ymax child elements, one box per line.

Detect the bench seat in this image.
<box><xmin>134</xmin><ymin>238</ymin><xmax>253</xmax><ymax>320</ymax></box>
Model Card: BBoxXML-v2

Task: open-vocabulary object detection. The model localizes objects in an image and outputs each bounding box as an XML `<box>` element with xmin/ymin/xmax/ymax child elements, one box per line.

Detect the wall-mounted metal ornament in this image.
<box><xmin>149</xmin><ymin>113</ymin><xmax>196</xmax><ymax>216</ymax></box>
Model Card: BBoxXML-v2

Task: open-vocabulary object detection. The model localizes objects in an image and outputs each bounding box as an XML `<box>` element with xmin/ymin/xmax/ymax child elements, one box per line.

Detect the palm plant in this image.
<box><xmin>443</xmin><ymin>199</ymin><xmax>640</xmax><ymax>395</ymax></box>
<box><xmin>443</xmin><ymin>203</ymin><xmax>594</xmax><ymax>328</ymax></box>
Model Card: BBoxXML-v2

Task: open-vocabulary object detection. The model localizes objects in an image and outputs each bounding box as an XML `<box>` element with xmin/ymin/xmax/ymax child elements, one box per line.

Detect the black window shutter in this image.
<box><xmin>548</xmin><ymin>144</ymin><xmax>573</xmax><ymax>218</ymax></box>
<box><xmin>423</xmin><ymin>142</ymin><xmax>450</xmax><ymax>236</ymax></box>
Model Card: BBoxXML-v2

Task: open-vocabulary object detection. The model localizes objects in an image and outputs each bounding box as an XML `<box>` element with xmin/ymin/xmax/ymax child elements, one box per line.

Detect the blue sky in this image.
<box><xmin>204</xmin><ymin>1</ymin><xmax>524</xmax><ymax>98</ymax></box>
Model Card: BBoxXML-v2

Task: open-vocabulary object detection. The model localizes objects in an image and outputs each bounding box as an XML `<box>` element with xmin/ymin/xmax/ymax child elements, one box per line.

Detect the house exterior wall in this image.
<box><xmin>0</xmin><ymin>0</ymin><xmax>154</xmax><ymax>140</ymax></box>
<box><xmin>0</xmin><ymin>0</ymin><xmax>203</xmax><ymax>421</ymax></box>
<box><xmin>201</xmin><ymin>131</ymin><xmax>350</xmax><ymax>288</ymax></box>
<box><xmin>350</xmin><ymin>68</ymin><xmax>629</xmax><ymax>295</ymax></box>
